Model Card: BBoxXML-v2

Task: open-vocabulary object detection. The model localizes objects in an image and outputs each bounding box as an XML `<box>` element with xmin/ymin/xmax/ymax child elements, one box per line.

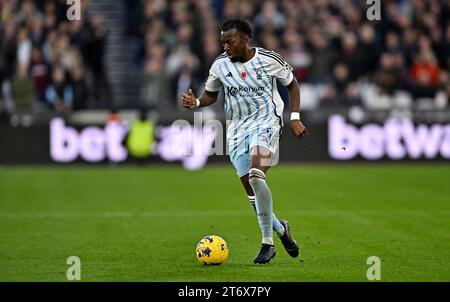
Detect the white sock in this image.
<box><xmin>249</xmin><ymin>195</ymin><xmax>285</xmax><ymax>236</ymax></box>
<box><xmin>277</xmin><ymin>224</ymin><xmax>285</xmax><ymax>237</ymax></box>
<box><xmin>248</xmin><ymin>168</ymin><xmax>274</xmax><ymax>242</ymax></box>
<box><xmin>262</xmin><ymin>237</ymin><xmax>274</xmax><ymax>245</ymax></box>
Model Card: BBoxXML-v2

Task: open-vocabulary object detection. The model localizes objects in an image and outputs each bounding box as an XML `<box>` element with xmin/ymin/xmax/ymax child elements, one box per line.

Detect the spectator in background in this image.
<box><xmin>409</xmin><ymin>52</ymin><xmax>440</xmax><ymax>99</ymax></box>
<box><xmin>401</xmin><ymin>26</ymin><xmax>419</xmax><ymax>67</ymax></box>
<box><xmin>140</xmin><ymin>57</ymin><xmax>170</xmax><ymax>111</ymax></box>
<box><xmin>139</xmin><ymin>39</ymin><xmax>170</xmax><ymax>110</ymax></box>
<box><xmin>337</xmin><ymin>32</ymin><xmax>366</xmax><ymax>81</ymax></box>
<box><xmin>222</xmin><ymin>0</ymin><xmax>239</xmax><ymax>21</ymax></box>
<box><xmin>45</xmin><ymin>66</ymin><xmax>73</xmax><ymax>113</ymax></box>
<box><xmin>11</xmin><ymin>62</ymin><xmax>34</xmax><ymax>111</ymax></box>
<box><xmin>28</xmin><ymin>15</ymin><xmax>46</xmax><ymax>46</ymax></box>
<box><xmin>259</xmin><ymin>30</ymin><xmax>281</xmax><ymax>51</ymax></box>
<box><xmin>67</xmin><ymin>20</ymin><xmax>84</xmax><ymax>48</ymax></box>
<box><xmin>407</xmin><ymin>35</ymin><xmax>440</xmax><ymax>99</ymax></box>
<box><xmin>58</xmin><ymin>34</ymin><xmax>83</xmax><ymax>73</ymax></box>
<box><xmin>176</xmin><ymin>22</ymin><xmax>201</xmax><ymax>58</ymax></box>
<box><xmin>16</xmin><ymin>27</ymin><xmax>32</xmax><ymax>71</ymax></box>
<box><xmin>0</xmin><ymin>16</ymin><xmax>18</xmax><ymax>115</ymax></box>
<box><xmin>83</xmin><ymin>14</ymin><xmax>111</xmax><ymax>108</ymax></box>
<box><xmin>140</xmin><ymin>2</ymin><xmax>169</xmax><ymax>39</ymax></box>
<box><xmin>29</xmin><ymin>46</ymin><xmax>50</xmax><ymax>105</ymax></box>
<box><xmin>329</xmin><ymin>62</ymin><xmax>361</xmax><ymax>107</ymax></box>
<box><xmin>166</xmin><ymin>43</ymin><xmax>201</xmax><ymax>108</ymax></box>
<box><xmin>169</xmin><ymin>0</ymin><xmax>195</xmax><ymax>33</ymax></box>
<box><xmin>358</xmin><ymin>23</ymin><xmax>378</xmax><ymax>76</ymax></box>
<box><xmin>1</xmin><ymin>18</ymin><xmax>18</xmax><ymax>81</ymax></box>
<box><xmin>42</xmin><ymin>29</ymin><xmax>57</xmax><ymax>65</ymax></box>
<box><xmin>385</xmin><ymin>31</ymin><xmax>402</xmax><ymax>54</ymax></box>
<box><xmin>254</xmin><ymin>0</ymin><xmax>285</xmax><ymax>34</ymax></box>
<box><xmin>373</xmin><ymin>53</ymin><xmax>404</xmax><ymax>109</ymax></box>
<box><xmin>376</xmin><ymin>53</ymin><xmax>404</xmax><ymax>93</ymax></box>
<box><xmin>71</xmin><ymin>66</ymin><xmax>89</xmax><ymax>110</ymax></box>
<box><xmin>43</xmin><ymin>0</ymin><xmax>58</xmax><ymax>32</ymax></box>
<box><xmin>238</xmin><ymin>0</ymin><xmax>257</xmax><ymax>21</ymax></box>
<box><xmin>201</xmin><ymin>30</ymin><xmax>221</xmax><ymax>78</ymax></box>
<box><xmin>281</xmin><ymin>0</ymin><xmax>301</xmax><ymax>20</ymax></box>
<box><xmin>281</xmin><ymin>29</ymin><xmax>311</xmax><ymax>82</ymax></box>
<box><xmin>308</xmin><ymin>29</ymin><xmax>336</xmax><ymax>83</ymax></box>
<box><xmin>16</xmin><ymin>0</ymin><xmax>43</xmax><ymax>28</ymax></box>
<box><xmin>135</xmin><ymin>18</ymin><xmax>169</xmax><ymax>64</ymax></box>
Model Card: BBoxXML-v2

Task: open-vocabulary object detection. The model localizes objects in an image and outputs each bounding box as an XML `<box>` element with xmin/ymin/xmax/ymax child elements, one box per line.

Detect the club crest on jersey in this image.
<box><xmin>240</xmin><ymin>71</ymin><xmax>247</xmax><ymax>79</ymax></box>
<box><xmin>255</xmin><ymin>69</ymin><xmax>262</xmax><ymax>80</ymax></box>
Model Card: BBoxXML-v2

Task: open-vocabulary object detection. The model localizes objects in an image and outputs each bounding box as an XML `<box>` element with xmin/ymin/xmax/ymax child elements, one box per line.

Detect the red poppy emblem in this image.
<box><xmin>241</xmin><ymin>71</ymin><xmax>247</xmax><ymax>79</ymax></box>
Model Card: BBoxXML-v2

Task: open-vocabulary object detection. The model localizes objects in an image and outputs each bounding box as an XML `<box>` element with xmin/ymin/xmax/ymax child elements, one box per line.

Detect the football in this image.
<box><xmin>195</xmin><ymin>235</ymin><xmax>229</xmax><ymax>265</ymax></box>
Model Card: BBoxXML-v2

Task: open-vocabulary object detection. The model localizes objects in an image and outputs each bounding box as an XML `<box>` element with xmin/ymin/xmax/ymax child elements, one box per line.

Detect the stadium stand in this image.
<box><xmin>0</xmin><ymin>0</ymin><xmax>449</xmax><ymax>121</ymax></box>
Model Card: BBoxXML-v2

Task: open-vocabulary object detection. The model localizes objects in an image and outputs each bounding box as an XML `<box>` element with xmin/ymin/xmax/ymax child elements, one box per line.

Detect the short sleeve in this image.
<box><xmin>269</xmin><ymin>52</ymin><xmax>294</xmax><ymax>86</ymax></box>
<box><xmin>204</xmin><ymin>68</ymin><xmax>222</xmax><ymax>92</ymax></box>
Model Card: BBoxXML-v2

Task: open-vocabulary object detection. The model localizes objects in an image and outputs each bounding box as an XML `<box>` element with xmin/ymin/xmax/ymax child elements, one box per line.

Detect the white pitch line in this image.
<box><xmin>0</xmin><ymin>210</ymin><xmax>448</xmax><ymax>218</ymax></box>
<box><xmin>0</xmin><ymin>211</ymin><xmax>246</xmax><ymax>218</ymax></box>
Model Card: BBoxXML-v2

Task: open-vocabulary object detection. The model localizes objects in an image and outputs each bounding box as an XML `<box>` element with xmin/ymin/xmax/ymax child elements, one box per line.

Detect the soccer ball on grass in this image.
<box><xmin>195</xmin><ymin>235</ymin><xmax>229</xmax><ymax>265</ymax></box>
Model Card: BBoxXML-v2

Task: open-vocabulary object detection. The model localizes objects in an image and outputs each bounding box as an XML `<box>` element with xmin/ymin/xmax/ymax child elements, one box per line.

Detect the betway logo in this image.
<box><xmin>226</xmin><ymin>86</ymin><xmax>265</xmax><ymax>96</ymax></box>
<box><xmin>50</xmin><ymin>118</ymin><xmax>216</xmax><ymax>169</ymax></box>
<box><xmin>51</xmin><ymin>118</ymin><xmax>127</xmax><ymax>162</ymax></box>
<box><xmin>329</xmin><ymin>115</ymin><xmax>450</xmax><ymax>160</ymax></box>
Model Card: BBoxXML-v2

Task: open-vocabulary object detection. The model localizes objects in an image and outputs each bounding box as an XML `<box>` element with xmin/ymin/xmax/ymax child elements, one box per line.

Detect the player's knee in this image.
<box><xmin>248</xmin><ymin>168</ymin><xmax>266</xmax><ymax>185</ymax></box>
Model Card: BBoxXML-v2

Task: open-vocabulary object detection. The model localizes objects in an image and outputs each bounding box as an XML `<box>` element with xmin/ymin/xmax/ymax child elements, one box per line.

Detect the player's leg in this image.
<box><xmin>248</xmin><ymin>145</ymin><xmax>277</xmax><ymax>263</ymax></box>
<box><xmin>232</xmin><ymin>151</ymin><xmax>283</xmax><ymax>264</ymax></box>
<box><xmin>239</xmin><ymin>174</ymin><xmax>285</xmax><ymax>236</ymax></box>
<box><xmin>244</xmin><ymin>169</ymin><xmax>299</xmax><ymax>259</ymax></box>
<box><xmin>249</xmin><ymin>126</ymin><xmax>299</xmax><ymax>261</ymax></box>
<box><xmin>249</xmin><ymin>146</ymin><xmax>273</xmax><ymax>242</ymax></box>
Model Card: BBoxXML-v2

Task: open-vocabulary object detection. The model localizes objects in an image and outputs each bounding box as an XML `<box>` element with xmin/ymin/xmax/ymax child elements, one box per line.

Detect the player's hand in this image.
<box><xmin>291</xmin><ymin>120</ymin><xmax>308</xmax><ymax>139</ymax></box>
<box><xmin>181</xmin><ymin>89</ymin><xmax>197</xmax><ymax>109</ymax></box>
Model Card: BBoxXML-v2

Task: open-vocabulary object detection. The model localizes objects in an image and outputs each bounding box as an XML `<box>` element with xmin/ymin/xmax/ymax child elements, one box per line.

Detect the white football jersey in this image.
<box><xmin>205</xmin><ymin>47</ymin><xmax>294</xmax><ymax>145</ymax></box>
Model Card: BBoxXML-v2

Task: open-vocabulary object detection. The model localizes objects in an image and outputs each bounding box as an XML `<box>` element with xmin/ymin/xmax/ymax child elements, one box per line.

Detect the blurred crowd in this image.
<box><xmin>132</xmin><ymin>0</ymin><xmax>450</xmax><ymax>112</ymax></box>
<box><xmin>1</xmin><ymin>0</ymin><xmax>449</xmax><ymax>120</ymax></box>
<box><xmin>0</xmin><ymin>0</ymin><xmax>110</xmax><ymax>120</ymax></box>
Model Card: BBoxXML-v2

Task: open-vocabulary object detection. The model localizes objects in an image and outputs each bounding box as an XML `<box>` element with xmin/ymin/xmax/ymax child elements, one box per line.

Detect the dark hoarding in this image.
<box><xmin>1</xmin><ymin>115</ymin><xmax>449</xmax><ymax>167</ymax></box>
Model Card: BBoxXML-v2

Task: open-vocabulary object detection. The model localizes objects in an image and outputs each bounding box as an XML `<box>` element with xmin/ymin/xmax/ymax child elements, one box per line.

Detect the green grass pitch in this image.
<box><xmin>0</xmin><ymin>164</ymin><xmax>449</xmax><ymax>281</ymax></box>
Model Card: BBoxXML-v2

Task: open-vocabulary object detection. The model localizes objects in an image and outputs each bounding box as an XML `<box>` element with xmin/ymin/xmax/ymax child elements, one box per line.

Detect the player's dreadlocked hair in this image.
<box><xmin>221</xmin><ymin>19</ymin><xmax>253</xmax><ymax>39</ymax></box>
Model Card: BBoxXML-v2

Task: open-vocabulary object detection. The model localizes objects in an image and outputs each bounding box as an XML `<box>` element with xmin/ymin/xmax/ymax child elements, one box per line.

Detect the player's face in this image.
<box><xmin>220</xmin><ymin>29</ymin><xmax>247</xmax><ymax>62</ymax></box>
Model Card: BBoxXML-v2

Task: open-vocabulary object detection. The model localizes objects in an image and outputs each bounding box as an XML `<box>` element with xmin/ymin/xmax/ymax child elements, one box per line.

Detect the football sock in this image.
<box><xmin>248</xmin><ymin>195</ymin><xmax>285</xmax><ymax>237</ymax></box>
<box><xmin>248</xmin><ymin>168</ymin><xmax>274</xmax><ymax>244</ymax></box>
<box><xmin>262</xmin><ymin>237</ymin><xmax>274</xmax><ymax>246</ymax></box>
<box><xmin>273</xmin><ymin>213</ymin><xmax>285</xmax><ymax>237</ymax></box>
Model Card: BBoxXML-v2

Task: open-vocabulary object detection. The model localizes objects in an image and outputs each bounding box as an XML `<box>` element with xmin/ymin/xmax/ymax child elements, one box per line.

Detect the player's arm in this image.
<box><xmin>287</xmin><ymin>77</ymin><xmax>308</xmax><ymax>139</ymax></box>
<box><xmin>182</xmin><ymin>64</ymin><xmax>222</xmax><ymax>109</ymax></box>
<box><xmin>181</xmin><ymin>89</ymin><xmax>218</xmax><ymax>109</ymax></box>
<box><xmin>268</xmin><ymin>51</ymin><xmax>308</xmax><ymax>139</ymax></box>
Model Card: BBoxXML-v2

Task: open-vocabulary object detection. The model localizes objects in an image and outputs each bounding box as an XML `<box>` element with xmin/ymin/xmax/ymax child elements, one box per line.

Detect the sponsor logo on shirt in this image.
<box><xmin>226</xmin><ymin>86</ymin><xmax>265</xmax><ymax>97</ymax></box>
